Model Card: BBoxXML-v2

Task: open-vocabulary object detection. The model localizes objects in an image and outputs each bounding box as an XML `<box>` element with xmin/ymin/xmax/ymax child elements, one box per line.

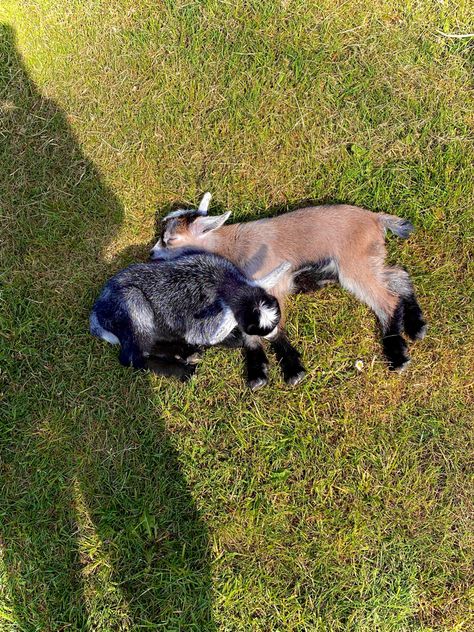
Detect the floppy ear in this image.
<box><xmin>257</xmin><ymin>261</ymin><xmax>292</xmax><ymax>290</ymax></box>
<box><xmin>190</xmin><ymin>211</ymin><xmax>232</xmax><ymax>237</ymax></box>
<box><xmin>197</xmin><ymin>191</ymin><xmax>212</xmax><ymax>214</ymax></box>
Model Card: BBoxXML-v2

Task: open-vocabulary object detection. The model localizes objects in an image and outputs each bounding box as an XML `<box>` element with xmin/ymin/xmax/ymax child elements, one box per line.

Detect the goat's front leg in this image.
<box><xmin>269</xmin><ymin>328</ymin><xmax>306</xmax><ymax>385</ymax></box>
<box><xmin>242</xmin><ymin>334</ymin><xmax>270</xmax><ymax>391</ymax></box>
<box><xmin>147</xmin><ymin>339</ymin><xmax>203</xmax><ymax>382</ymax></box>
<box><xmin>151</xmin><ymin>339</ymin><xmax>203</xmax><ymax>365</ymax></box>
<box><xmin>146</xmin><ymin>355</ymin><xmax>197</xmax><ymax>382</ymax></box>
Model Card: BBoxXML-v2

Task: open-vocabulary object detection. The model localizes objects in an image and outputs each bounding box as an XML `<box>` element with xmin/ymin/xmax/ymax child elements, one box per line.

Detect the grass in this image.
<box><xmin>0</xmin><ymin>0</ymin><xmax>473</xmax><ymax>629</ymax></box>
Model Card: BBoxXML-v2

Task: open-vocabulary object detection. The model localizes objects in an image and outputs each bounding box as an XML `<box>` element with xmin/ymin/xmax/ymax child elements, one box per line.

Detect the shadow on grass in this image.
<box><xmin>0</xmin><ymin>24</ymin><xmax>214</xmax><ymax>629</ymax></box>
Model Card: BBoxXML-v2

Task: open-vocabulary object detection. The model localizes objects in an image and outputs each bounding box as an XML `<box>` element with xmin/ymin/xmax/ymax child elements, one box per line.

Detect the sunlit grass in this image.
<box><xmin>1</xmin><ymin>0</ymin><xmax>473</xmax><ymax>629</ymax></box>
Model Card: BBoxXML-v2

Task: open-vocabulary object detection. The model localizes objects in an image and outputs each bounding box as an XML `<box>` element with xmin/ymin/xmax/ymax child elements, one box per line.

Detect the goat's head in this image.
<box><xmin>232</xmin><ymin>262</ymin><xmax>291</xmax><ymax>339</ymax></box>
<box><xmin>235</xmin><ymin>291</ymin><xmax>281</xmax><ymax>339</ymax></box>
<box><xmin>150</xmin><ymin>192</ymin><xmax>231</xmax><ymax>258</ymax></box>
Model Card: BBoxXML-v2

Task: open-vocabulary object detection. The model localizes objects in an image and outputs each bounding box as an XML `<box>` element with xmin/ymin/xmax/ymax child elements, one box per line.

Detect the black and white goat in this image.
<box><xmin>150</xmin><ymin>193</ymin><xmax>427</xmax><ymax>378</ymax></box>
<box><xmin>90</xmin><ymin>248</ymin><xmax>289</xmax><ymax>387</ymax></box>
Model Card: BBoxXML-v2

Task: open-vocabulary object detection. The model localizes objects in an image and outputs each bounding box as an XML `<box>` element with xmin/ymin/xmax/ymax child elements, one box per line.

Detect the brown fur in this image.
<box><xmin>155</xmin><ymin>204</ymin><xmax>412</xmax><ymax>327</ymax></box>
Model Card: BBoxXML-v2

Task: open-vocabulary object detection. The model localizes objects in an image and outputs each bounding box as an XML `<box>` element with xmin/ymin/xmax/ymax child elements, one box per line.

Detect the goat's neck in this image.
<box><xmin>200</xmin><ymin>224</ymin><xmax>243</xmax><ymax>261</ymax></box>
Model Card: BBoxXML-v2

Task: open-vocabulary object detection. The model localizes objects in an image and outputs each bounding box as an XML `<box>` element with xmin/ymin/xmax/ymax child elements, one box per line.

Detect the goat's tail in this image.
<box><xmin>379</xmin><ymin>214</ymin><xmax>414</xmax><ymax>239</ymax></box>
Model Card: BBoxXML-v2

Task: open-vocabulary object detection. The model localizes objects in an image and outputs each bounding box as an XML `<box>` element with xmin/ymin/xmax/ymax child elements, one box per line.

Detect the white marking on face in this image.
<box><xmin>258</xmin><ymin>301</ymin><xmax>279</xmax><ymax>330</ymax></box>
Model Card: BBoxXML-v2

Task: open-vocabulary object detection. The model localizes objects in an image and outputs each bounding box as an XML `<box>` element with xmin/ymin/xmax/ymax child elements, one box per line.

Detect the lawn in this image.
<box><xmin>0</xmin><ymin>0</ymin><xmax>473</xmax><ymax>630</ymax></box>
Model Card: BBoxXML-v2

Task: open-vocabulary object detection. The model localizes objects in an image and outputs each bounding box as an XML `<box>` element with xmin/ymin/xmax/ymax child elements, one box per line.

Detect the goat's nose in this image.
<box><xmin>149</xmin><ymin>241</ymin><xmax>164</xmax><ymax>259</ymax></box>
<box><xmin>149</xmin><ymin>247</ymin><xmax>163</xmax><ymax>260</ymax></box>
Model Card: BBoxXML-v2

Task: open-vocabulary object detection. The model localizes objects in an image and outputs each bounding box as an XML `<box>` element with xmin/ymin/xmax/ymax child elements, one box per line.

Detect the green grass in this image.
<box><xmin>1</xmin><ymin>0</ymin><xmax>473</xmax><ymax>629</ymax></box>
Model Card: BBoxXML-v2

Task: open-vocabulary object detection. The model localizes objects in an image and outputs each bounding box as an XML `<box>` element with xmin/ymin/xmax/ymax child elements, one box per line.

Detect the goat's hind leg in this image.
<box><xmin>148</xmin><ymin>340</ymin><xmax>202</xmax><ymax>382</ymax></box>
<box><xmin>402</xmin><ymin>291</ymin><xmax>427</xmax><ymax>341</ymax></box>
<box><xmin>293</xmin><ymin>258</ymin><xmax>339</xmax><ymax>294</ymax></box>
<box><xmin>384</xmin><ymin>265</ymin><xmax>426</xmax><ymax>355</ymax></box>
<box><xmin>380</xmin><ymin>300</ymin><xmax>411</xmax><ymax>372</ymax></box>
<box><xmin>118</xmin><ymin>335</ymin><xmax>148</xmax><ymax>370</ymax></box>
<box><xmin>338</xmin><ymin>264</ymin><xmax>410</xmax><ymax>371</ymax></box>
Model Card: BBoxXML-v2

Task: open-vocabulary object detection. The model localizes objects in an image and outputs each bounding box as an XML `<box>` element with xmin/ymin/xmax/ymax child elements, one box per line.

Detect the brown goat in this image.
<box><xmin>150</xmin><ymin>193</ymin><xmax>426</xmax><ymax>385</ymax></box>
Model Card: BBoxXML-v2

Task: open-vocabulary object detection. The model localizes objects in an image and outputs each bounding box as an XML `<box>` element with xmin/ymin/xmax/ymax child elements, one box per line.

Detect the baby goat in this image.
<box><xmin>150</xmin><ymin>194</ymin><xmax>426</xmax><ymax>376</ymax></box>
<box><xmin>90</xmin><ymin>248</ymin><xmax>288</xmax><ymax>386</ymax></box>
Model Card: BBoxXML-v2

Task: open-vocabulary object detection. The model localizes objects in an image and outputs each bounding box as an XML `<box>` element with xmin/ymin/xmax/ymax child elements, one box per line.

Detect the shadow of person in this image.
<box><xmin>0</xmin><ymin>24</ymin><xmax>214</xmax><ymax>629</ymax></box>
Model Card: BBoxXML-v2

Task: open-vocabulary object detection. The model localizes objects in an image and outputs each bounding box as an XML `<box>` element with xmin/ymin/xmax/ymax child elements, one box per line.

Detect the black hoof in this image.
<box><xmin>244</xmin><ymin>345</ymin><xmax>270</xmax><ymax>391</ymax></box>
<box><xmin>404</xmin><ymin>319</ymin><xmax>427</xmax><ymax>341</ymax></box>
<box><xmin>387</xmin><ymin>352</ymin><xmax>411</xmax><ymax>372</ymax></box>
<box><xmin>413</xmin><ymin>323</ymin><xmax>427</xmax><ymax>341</ymax></box>
<box><xmin>184</xmin><ymin>351</ymin><xmax>202</xmax><ymax>364</ymax></box>
<box><xmin>247</xmin><ymin>361</ymin><xmax>269</xmax><ymax>390</ymax></box>
<box><xmin>248</xmin><ymin>376</ymin><xmax>269</xmax><ymax>391</ymax></box>
<box><xmin>383</xmin><ymin>334</ymin><xmax>410</xmax><ymax>372</ymax></box>
<box><xmin>391</xmin><ymin>359</ymin><xmax>411</xmax><ymax>373</ymax></box>
<box><xmin>285</xmin><ymin>370</ymin><xmax>306</xmax><ymax>386</ymax></box>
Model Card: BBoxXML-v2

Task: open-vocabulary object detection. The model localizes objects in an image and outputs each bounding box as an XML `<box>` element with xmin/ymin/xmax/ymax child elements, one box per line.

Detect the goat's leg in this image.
<box><xmin>118</xmin><ymin>334</ymin><xmax>197</xmax><ymax>380</ymax></box>
<box><xmin>269</xmin><ymin>328</ymin><xmax>306</xmax><ymax>385</ymax></box>
<box><xmin>338</xmin><ymin>264</ymin><xmax>411</xmax><ymax>371</ymax></box>
<box><xmin>293</xmin><ymin>259</ymin><xmax>339</xmax><ymax>294</ymax></box>
<box><xmin>151</xmin><ymin>339</ymin><xmax>203</xmax><ymax>364</ymax></box>
<box><xmin>380</xmin><ymin>300</ymin><xmax>411</xmax><ymax>371</ymax></box>
<box><xmin>265</xmin><ymin>296</ymin><xmax>305</xmax><ymax>385</ymax></box>
<box><xmin>146</xmin><ymin>355</ymin><xmax>197</xmax><ymax>381</ymax></box>
<box><xmin>378</xmin><ymin>264</ymin><xmax>427</xmax><ymax>341</ymax></box>
<box><xmin>242</xmin><ymin>334</ymin><xmax>270</xmax><ymax>390</ymax></box>
<box><xmin>118</xmin><ymin>336</ymin><xmax>147</xmax><ymax>369</ymax></box>
<box><xmin>402</xmin><ymin>292</ymin><xmax>427</xmax><ymax>341</ymax></box>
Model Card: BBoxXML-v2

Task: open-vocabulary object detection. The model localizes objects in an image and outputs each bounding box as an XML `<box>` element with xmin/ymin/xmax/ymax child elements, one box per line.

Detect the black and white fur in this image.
<box><xmin>90</xmin><ymin>248</ymin><xmax>289</xmax><ymax>387</ymax></box>
<box><xmin>150</xmin><ymin>193</ymin><xmax>427</xmax><ymax>375</ymax></box>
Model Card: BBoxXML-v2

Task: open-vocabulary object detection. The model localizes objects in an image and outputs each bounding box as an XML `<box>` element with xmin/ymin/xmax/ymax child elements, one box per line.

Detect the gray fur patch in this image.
<box><xmin>91</xmin><ymin>249</ymin><xmax>279</xmax><ymax>359</ymax></box>
<box><xmin>385</xmin><ymin>268</ymin><xmax>413</xmax><ymax>298</ymax></box>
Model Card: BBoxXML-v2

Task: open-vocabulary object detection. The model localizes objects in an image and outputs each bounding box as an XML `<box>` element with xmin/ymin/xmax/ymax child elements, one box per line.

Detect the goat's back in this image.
<box><xmin>91</xmin><ymin>250</ymin><xmax>252</xmax><ymax>346</ymax></box>
<box><xmin>215</xmin><ymin>205</ymin><xmax>384</xmax><ymax>299</ymax></box>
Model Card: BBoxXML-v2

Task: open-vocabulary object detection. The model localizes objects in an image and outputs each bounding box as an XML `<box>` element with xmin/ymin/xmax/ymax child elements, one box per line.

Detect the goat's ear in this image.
<box><xmin>197</xmin><ymin>192</ymin><xmax>212</xmax><ymax>214</ymax></box>
<box><xmin>257</xmin><ymin>261</ymin><xmax>292</xmax><ymax>290</ymax></box>
<box><xmin>190</xmin><ymin>211</ymin><xmax>231</xmax><ymax>237</ymax></box>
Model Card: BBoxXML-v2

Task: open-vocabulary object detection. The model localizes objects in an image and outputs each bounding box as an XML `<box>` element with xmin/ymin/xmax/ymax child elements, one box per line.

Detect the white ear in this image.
<box><xmin>257</xmin><ymin>261</ymin><xmax>292</xmax><ymax>291</ymax></box>
<box><xmin>198</xmin><ymin>192</ymin><xmax>212</xmax><ymax>214</ymax></box>
<box><xmin>191</xmin><ymin>211</ymin><xmax>232</xmax><ymax>237</ymax></box>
